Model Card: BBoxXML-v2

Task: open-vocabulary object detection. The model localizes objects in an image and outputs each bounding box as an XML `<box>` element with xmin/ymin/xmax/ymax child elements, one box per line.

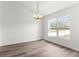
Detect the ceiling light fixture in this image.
<box><xmin>33</xmin><ymin>1</ymin><xmax>43</xmax><ymax>21</ymax></box>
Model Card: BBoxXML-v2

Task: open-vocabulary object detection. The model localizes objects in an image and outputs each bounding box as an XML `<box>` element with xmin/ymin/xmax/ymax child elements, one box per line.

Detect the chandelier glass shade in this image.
<box><xmin>33</xmin><ymin>14</ymin><xmax>43</xmax><ymax>20</ymax></box>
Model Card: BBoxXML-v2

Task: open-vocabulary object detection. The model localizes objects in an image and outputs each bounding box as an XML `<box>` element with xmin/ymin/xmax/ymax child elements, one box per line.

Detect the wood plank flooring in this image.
<box><xmin>0</xmin><ymin>40</ymin><xmax>79</xmax><ymax>57</ymax></box>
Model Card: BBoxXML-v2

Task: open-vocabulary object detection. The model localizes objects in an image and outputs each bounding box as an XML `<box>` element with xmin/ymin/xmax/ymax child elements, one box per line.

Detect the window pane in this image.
<box><xmin>48</xmin><ymin>18</ymin><xmax>57</xmax><ymax>36</ymax></box>
<box><xmin>58</xmin><ymin>15</ymin><xmax>71</xmax><ymax>40</ymax></box>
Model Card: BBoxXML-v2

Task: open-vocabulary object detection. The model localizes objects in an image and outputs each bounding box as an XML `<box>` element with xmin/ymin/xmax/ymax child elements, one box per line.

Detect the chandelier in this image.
<box><xmin>33</xmin><ymin>1</ymin><xmax>43</xmax><ymax>21</ymax></box>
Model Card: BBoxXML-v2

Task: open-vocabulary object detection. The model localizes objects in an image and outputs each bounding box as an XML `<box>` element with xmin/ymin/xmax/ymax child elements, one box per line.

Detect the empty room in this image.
<box><xmin>0</xmin><ymin>1</ymin><xmax>79</xmax><ymax>57</ymax></box>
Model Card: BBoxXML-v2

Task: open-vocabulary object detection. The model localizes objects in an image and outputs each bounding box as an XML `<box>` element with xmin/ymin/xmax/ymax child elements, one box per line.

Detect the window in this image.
<box><xmin>48</xmin><ymin>15</ymin><xmax>71</xmax><ymax>40</ymax></box>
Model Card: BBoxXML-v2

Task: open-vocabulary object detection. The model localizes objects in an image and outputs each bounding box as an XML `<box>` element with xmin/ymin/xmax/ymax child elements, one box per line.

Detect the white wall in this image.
<box><xmin>0</xmin><ymin>2</ymin><xmax>2</xmax><ymax>45</ymax></box>
<box><xmin>0</xmin><ymin>2</ymin><xmax>42</xmax><ymax>46</ymax></box>
<box><xmin>43</xmin><ymin>4</ymin><xmax>79</xmax><ymax>51</ymax></box>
